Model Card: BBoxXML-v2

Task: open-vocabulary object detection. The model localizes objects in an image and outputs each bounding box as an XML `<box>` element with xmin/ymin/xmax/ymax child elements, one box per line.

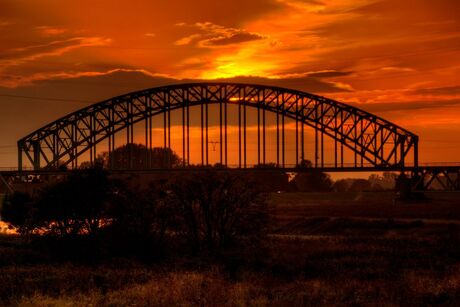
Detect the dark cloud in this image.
<box><xmin>354</xmin><ymin>99</ymin><xmax>460</xmax><ymax>113</ymax></box>
<box><xmin>305</xmin><ymin>71</ymin><xmax>353</xmax><ymax>78</ymax></box>
<box><xmin>218</xmin><ymin>75</ymin><xmax>352</xmax><ymax>93</ymax></box>
<box><xmin>175</xmin><ymin>22</ymin><xmax>267</xmax><ymax>48</ymax></box>
<box><xmin>205</xmin><ymin>32</ymin><xmax>265</xmax><ymax>46</ymax></box>
<box><xmin>412</xmin><ymin>86</ymin><xmax>460</xmax><ymax>96</ymax></box>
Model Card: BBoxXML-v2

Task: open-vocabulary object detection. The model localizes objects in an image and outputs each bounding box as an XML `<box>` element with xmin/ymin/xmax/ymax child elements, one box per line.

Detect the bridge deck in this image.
<box><xmin>1</xmin><ymin>165</ymin><xmax>459</xmax><ymax>192</ymax></box>
<box><xmin>0</xmin><ymin>164</ymin><xmax>458</xmax><ymax>174</ymax></box>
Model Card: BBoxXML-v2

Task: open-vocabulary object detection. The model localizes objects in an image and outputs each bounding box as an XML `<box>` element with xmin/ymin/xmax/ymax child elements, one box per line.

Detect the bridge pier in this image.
<box><xmin>395</xmin><ymin>173</ymin><xmax>412</xmax><ymax>200</ymax></box>
<box><xmin>18</xmin><ymin>142</ymin><xmax>23</xmax><ymax>172</ymax></box>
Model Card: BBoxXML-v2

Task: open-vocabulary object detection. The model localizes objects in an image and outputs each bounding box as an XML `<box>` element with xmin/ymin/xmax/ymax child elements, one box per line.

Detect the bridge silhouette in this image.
<box><xmin>8</xmin><ymin>83</ymin><xmax>460</xmax><ymax>190</ymax></box>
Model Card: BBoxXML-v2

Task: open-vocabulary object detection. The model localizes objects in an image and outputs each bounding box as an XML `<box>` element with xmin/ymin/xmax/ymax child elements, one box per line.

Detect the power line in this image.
<box><xmin>0</xmin><ymin>94</ymin><xmax>91</xmax><ymax>103</ymax></box>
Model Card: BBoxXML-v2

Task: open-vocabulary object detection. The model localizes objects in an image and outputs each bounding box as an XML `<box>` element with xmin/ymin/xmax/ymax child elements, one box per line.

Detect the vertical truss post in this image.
<box><xmin>340</xmin><ymin>110</ymin><xmax>344</xmax><ymax>168</ymax></box>
<box><xmin>224</xmin><ymin>99</ymin><xmax>228</xmax><ymax>167</ymax></box>
<box><xmin>128</xmin><ymin>103</ymin><xmax>134</xmax><ymax>170</ymax></box>
<box><xmin>145</xmin><ymin>106</ymin><xmax>149</xmax><ymax>169</ymax></box>
<box><xmin>334</xmin><ymin>111</ymin><xmax>338</xmax><ymax>168</ymax></box>
<box><xmin>53</xmin><ymin>133</ymin><xmax>58</xmax><ymax>168</ymax></box>
<box><xmin>360</xmin><ymin>120</ymin><xmax>364</xmax><ymax>167</ymax></box>
<box><xmin>32</xmin><ymin>141</ymin><xmax>40</xmax><ymax>171</ymax></box>
<box><xmin>282</xmin><ymin>103</ymin><xmax>285</xmax><ymax>168</ymax></box>
<box><xmin>148</xmin><ymin>102</ymin><xmax>152</xmax><ymax>169</ymax></box>
<box><xmin>163</xmin><ymin>104</ymin><xmax>167</xmax><ymax>167</ymax></box>
<box><xmin>295</xmin><ymin>100</ymin><xmax>299</xmax><ymax>166</ymax></box>
<box><xmin>263</xmin><ymin>103</ymin><xmax>266</xmax><ymax>165</ymax></box>
<box><xmin>109</xmin><ymin>108</ymin><xmax>115</xmax><ymax>169</ymax></box>
<box><xmin>205</xmin><ymin>101</ymin><xmax>209</xmax><ymax>166</ymax></box>
<box><xmin>93</xmin><ymin>119</ymin><xmax>97</xmax><ymax>166</ymax></box>
<box><xmin>400</xmin><ymin>135</ymin><xmax>406</xmax><ymax>169</ymax></box>
<box><xmin>18</xmin><ymin>141</ymin><xmax>23</xmax><ymax>171</ymax></box>
<box><xmin>182</xmin><ymin>99</ymin><xmax>186</xmax><ymax>167</ymax></box>
<box><xmin>315</xmin><ymin>103</ymin><xmax>318</xmax><ymax>168</ymax></box>
<box><xmin>354</xmin><ymin>113</ymin><xmax>357</xmax><ymax>168</ymax></box>
<box><xmin>187</xmin><ymin>99</ymin><xmax>190</xmax><ymax>166</ymax></box>
<box><xmin>72</xmin><ymin>123</ymin><xmax>77</xmax><ymax>169</ymax></box>
<box><xmin>380</xmin><ymin>129</ymin><xmax>384</xmax><ymax>165</ymax></box>
<box><xmin>201</xmin><ymin>103</ymin><xmax>204</xmax><ymax>166</ymax></box>
<box><xmin>258</xmin><ymin>104</ymin><xmax>261</xmax><ymax>166</ymax></box>
<box><xmin>244</xmin><ymin>98</ymin><xmax>247</xmax><ymax>168</ymax></box>
<box><xmin>220</xmin><ymin>98</ymin><xmax>223</xmax><ymax>165</ymax></box>
<box><xmin>374</xmin><ymin>123</ymin><xmax>378</xmax><ymax>166</ymax></box>
<box><xmin>301</xmin><ymin>103</ymin><xmax>304</xmax><ymax>163</ymax></box>
<box><xmin>320</xmin><ymin>103</ymin><xmax>324</xmax><ymax>168</ymax></box>
<box><xmin>90</xmin><ymin>116</ymin><xmax>95</xmax><ymax>165</ymax></box>
<box><xmin>393</xmin><ymin>133</ymin><xmax>397</xmax><ymax>166</ymax></box>
<box><xmin>168</xmin><ymin>100</ymin><xmax>171</xmax><ymax>167</ymax></box>
<box><xmin>238</xmin><ymin>102</ymin><xmax>242</xmax><ymax>168</ymax></box>
<box><xmin>276</xmin><ymin>96</ymin><xmax>280</xmax><ymax>167</ymax></box>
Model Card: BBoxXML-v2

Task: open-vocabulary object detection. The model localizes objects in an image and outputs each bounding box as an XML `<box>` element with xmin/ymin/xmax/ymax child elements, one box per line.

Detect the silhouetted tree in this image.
<box><xmin>96</xmin><ymin>144</ymin><xmax>181</xmax><ymax>169</ymax></box>
<box><xmin>1</xmin><ymin>192</ymin><xmax>35</xmax><ymax>235</ymax></box>
<box><xmin>290</xmin><ymin>160</ymin><xmax>333</xmax><ymax>192</ymax></box>
<box><xmin>254</xmin><ymin>163</ymin><xmax>278</xmax><ymax>169</ymax></box>
<box><xmin>168</xmin><ymin>171</ymin><xmax>268</xmax><ymax>251</ymax></box>
<box><xmin>348</xmin><ymin>179</ymin><xmax>372</xmax><ymax>192</ymax></box>
<box><xmin>251</xmin><ymin>163</ymin><xmax>290</xmax><ymax>192</ymax></box>
<box><xmin>368</xmin><ymin>172</ymin><xmax>397</xmax><ymax>190</ymax></box>
<box><xmin>31</xmin><ymin>167</ymin><xmax>116</xmax><ymax>237</ymax></box>
<box><xmin>297</xmin><ymin>159</ymin><xmax>313</xmax><ymax>168</ymax></box>
<box><xmin>108</xmin><ymin>180</ymin><xmax>171</xmax><ymax>247</ymax></box>
<box><xmin>333</xmin><ymin>179</ymin><xmax>350</xmax><ymax>192</ymax></box>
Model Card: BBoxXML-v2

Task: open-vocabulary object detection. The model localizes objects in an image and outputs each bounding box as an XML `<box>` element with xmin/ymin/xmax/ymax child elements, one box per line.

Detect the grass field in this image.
<box><xmin>1</xmin><ymin>191</ymin><xmax>459</xmax><ymax>306</ymax></box>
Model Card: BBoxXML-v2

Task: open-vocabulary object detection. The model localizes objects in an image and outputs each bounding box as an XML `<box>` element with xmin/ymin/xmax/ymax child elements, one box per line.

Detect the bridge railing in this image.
<box><xmin>417</xmin><ymin>162</ymin><xmax>460</xmax><ymax>167</ymax></box>
<box><xmin>0</xmin><ymin>163</ymin><xmax>421</xmax><ymax>172</ymax></box>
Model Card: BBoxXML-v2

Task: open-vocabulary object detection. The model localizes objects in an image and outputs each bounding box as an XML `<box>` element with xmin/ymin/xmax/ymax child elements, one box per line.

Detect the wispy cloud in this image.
<box><xmin>175</xmin><ymin>22</ymin><xmax>267</xmax><ymax>47</ymax></box>
<box><xmin>0</xmin><ymin>68</ymin><xmax>172</xmax><ymax>88</ymax></box>
<box><xmin>35</xmin><ymin>26</ymin><xmax>67</xmax><ymax>36</ymax></box>
<box><xmin>412</xmin><ymin>86</ymin><xmax>460</xmax><ymax>96</ymax></box>
<box><xmin>0</xmin><ymin>37</ymin><xmax>112</xmax><ymax>70</ymax></box>
<box><xmin>355</xmin><ymin>99</ymin><xmax>460</xmax><ymax>113</ymax></box>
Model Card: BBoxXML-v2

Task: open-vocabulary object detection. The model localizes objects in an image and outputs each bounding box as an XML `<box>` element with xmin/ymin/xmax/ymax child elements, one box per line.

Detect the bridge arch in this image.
<box><xmin>18</xmin><ymin>83</ymin><xmax>418</xmax><ymax>170</ymax></box>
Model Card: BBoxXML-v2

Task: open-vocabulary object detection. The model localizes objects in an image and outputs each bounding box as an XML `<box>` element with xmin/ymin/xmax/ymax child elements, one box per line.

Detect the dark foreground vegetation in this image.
<box><xmin>1</xmin><ymin>169</ymin><xmax>460</xmax><ymax>306</ymax></box>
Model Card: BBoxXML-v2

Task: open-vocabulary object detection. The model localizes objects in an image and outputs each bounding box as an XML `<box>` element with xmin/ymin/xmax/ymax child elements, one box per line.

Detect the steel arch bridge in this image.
<box><xmin>18</xmin><ymin>83</ymin><xmax>418</xmax><ymax>171</ymax></box>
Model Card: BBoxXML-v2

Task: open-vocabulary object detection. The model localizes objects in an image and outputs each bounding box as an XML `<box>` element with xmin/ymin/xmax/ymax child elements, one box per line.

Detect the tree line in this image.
<box><xmin>2</xmin><ymin>167</ymin><xmax>268</xmax><ymax>256</ymax></box>
<box><xmin>77</xmin><ymin>143</ymin><xmax>398</xmax><ymax>193</ymax></box>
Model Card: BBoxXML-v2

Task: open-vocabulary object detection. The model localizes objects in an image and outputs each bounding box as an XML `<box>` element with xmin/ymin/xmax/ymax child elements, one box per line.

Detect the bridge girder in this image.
<box><xmin>18</xmin><ymin>83</ymin><xmax>418</xmax><ymax>170</ymax></box>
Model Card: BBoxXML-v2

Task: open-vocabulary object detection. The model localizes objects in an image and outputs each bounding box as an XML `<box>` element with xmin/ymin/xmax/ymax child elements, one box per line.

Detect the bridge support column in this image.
<box><xmin>395</xmin><ymin>173</ymin><xmax>412</xmax><ymax>200</ymax></box>
<box><xmin>32</xmin><ymin>141</ymin><xmax>40</xmax><ymax>171</ymax></box>
<box><xmin>18</xmin><ymin>141</ymin><xmax>23</xmax><ymax>171</ymax></box>
<box><xmin>410</xmin><ymin>170</ymin><xmax>424</xmax><ymax>191</ymax></box>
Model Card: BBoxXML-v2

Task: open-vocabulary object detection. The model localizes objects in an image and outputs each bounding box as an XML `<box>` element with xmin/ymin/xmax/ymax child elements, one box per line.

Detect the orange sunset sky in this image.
<box><xmin>0</xmin><ymin>0</ymin><xmax>459</xmax><ymax>168</ymax></box>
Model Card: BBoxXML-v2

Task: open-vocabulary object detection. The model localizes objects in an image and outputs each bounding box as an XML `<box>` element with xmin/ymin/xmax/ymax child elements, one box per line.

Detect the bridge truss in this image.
<box><xmin>18</xmin><ymin>83</ymin><xmax>418</xmax><ymax>171</ymax></box>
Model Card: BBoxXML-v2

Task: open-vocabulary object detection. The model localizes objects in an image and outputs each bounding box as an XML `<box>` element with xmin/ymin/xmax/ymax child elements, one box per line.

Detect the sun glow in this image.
<box><xmin>200</xmin><ymin>60</ymin><xmax>278</xmax><ymax>79</ymax></box>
